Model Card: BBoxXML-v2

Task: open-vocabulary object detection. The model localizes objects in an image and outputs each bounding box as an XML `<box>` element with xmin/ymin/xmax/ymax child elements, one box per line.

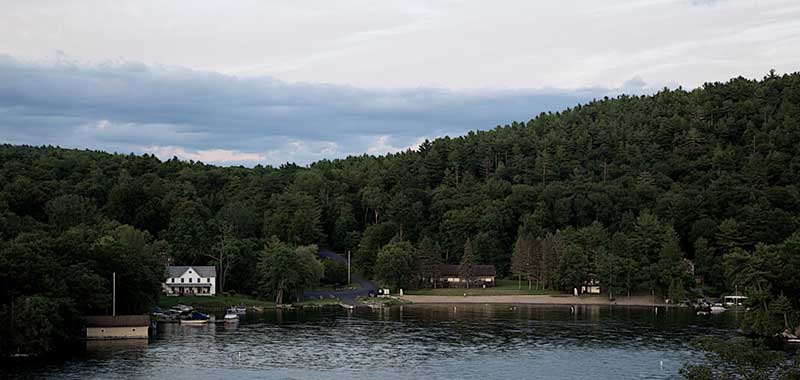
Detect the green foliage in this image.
<box><xmin>415</xmin><ymin>236</ymin><xmax>443</xmax><ymax>287</ymax></box>
<box><xmin>256</xmin><ymin>238</ymin><xmax>323</xmax><ymax>304</ymax></box>
<box><xmin>322</xmin><ymin>258</ymin><xmax>348</xmax><ymax>285</ymax></box>
<box><xmin>681</xmin><ymin>337</ymin><xmax>798</xmax><ymax>380</ymax></box>
<box><xmin>375</xmin><ymin>238</ymin><xmax>417</xmax><ymax>290</ymax></box>
<box><xmin>263</xmin><ymin>192</ymin><xmax>323</xmax><ymax>246</ymax></box>
<box><xmin>45</xmin><ymin>194</ymin><xmax>98</xmax><ymax>231</ymax></box>
<box><xmin>355</xmin><ymin>222</ymin><xmax>397</xmax><ymax>277</ymax></box>
<box><xmin>459</xmin><ymin>238</ymin><xmax>476</xmax><ymax>288</ymax></box>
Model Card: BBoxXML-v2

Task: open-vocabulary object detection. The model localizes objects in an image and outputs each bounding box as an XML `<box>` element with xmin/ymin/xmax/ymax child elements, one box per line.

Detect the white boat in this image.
<box><xmin>224</xmin><ymin>309</ymin><xmax>240</xmax><ymax>321</ymax></box>
<box><xmin>724</xmin><ymin>295</ymin><xmax>747</xmax><ymax>307</ymax></box>
<box><xmin>710</xmin><ymin>304</ymin><xmax>726</xmax><ymax>313</ymax></box>
<box><xmin>233</xmin><ymin>306</ymin><xmax>247</xmax><ymax>314</ymax></box>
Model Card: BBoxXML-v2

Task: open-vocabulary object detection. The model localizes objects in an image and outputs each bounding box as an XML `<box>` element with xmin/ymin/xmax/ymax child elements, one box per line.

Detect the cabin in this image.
<box><xmin>85</xmin><ymin>315</ymin><xmax>150</xmax><ymax>340</ymax></box>
<box><xmin>163</xmin><ymin>266</ymin><xmax>217</xmax><ymax>296</ymax></box>
<box><xmin>580</xmin><ymin>274</ymin><xmax>601</xmax><ymax>294</ymax></box>
<box><xmin>438</xmin><ymin>264</ymin><xmax>496</xmax><ymax>287</ymax></box>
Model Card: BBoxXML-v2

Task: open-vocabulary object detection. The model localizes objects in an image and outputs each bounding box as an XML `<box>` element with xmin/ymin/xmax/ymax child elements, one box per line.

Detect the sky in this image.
<box><xmin>1</xmin><ymin>0</ymin><xmax>798</xmax><ymax>166</ymax></box>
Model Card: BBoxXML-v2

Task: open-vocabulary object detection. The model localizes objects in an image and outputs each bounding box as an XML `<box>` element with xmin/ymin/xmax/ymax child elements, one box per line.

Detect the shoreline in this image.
<box><xmin>399</xmin><ymin>294</ymin><xmax>683</xmax><ymax>307</ymax></box>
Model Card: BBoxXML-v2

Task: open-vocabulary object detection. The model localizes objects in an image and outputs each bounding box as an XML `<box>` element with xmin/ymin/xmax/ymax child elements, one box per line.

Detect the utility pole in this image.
<box><xmin>347</xmin><ymin>250</ymin><xmax>351</xmax><ymax>285</ymax></box>
<box><xmin>112</xmin><ymin>272</ymin><xmax>116</xmax><ymax>317</ymax></box>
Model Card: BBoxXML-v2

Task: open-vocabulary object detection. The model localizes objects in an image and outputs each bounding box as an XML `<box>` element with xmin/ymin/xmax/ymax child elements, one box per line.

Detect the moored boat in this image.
<box><xmin>710</xmin><ymin>303</ymin><xmax>726</xmax><ymax>313</ymax></box>
<box><xmin>224</xmin><ymin>308</ymin><xmax>240</xmax><ymax>321</ymax></box>
<box><xmin>180</xmin><ymin>311</ymin><xmax>210</xmax><ymax>324</ymax></box>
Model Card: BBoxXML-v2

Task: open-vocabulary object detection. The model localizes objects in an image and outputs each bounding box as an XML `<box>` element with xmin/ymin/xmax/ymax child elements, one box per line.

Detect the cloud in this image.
<box><xmin>0</xmin><ymin>54</ymin><xmax>632</xmax><ymax>166</ymax></box>
<box><xmin>142</xmin><ymin>145</ymin><xmax>266</xmax><ymax>165</ymax></box>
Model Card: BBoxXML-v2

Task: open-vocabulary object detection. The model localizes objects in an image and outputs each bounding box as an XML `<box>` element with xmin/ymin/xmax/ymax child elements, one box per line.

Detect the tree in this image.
<box><xmin>321</xmin><ymin>258</ymin><xmax>348</xmax><ymax>285</ymax></box>
<box><xmin>256</xmin><ymin>238</ymin><xmax>323</xmax><ymax>304</ymax></box>
<box><xmin>541</xmin><ymin>231</ymin><xmax>567</xmax><ymax>289</ymax></box>
<box><xmin>263</xmin><ymin>192</ymin><xmax>324</xmax><ymax>245</ymax></box>
<box><xmin>459</xmin><ymin>238</ymin><xmax>476</xmax><ymax>288</ymax></box>
<box><xmin>512</xmin><ymin>234</ymin><xmax>541</xmax><ymax>290</ymax></box>
<box><xmin>375</xmin><ymin>238</ymin><xmax>416</xmax><ymax>290</ymax></box>
<box><xmin>45</xmin><ymin>194</ymin><xmax>98</xmax><ymax>232</ymax></box>
<box><xmin>681</xmin><ymin>337</ymin><xmax>797</xmax><ymax>380</ymax></box>
<box><xmin>415</xmin><ymin>236</ymin><xmax>442</xmax><ymax>288</ymax></box>
<box><xmin>355</xmin><ymin>222</ymin><xmax>397</xmax><ymax>277</ymax></box>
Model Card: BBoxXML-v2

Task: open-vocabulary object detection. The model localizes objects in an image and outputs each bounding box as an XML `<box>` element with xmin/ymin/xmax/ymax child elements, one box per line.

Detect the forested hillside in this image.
<box><xmin>2</xmin><ymin>71</ymin><xmax>800</xmax><ymax>354</ymax></box>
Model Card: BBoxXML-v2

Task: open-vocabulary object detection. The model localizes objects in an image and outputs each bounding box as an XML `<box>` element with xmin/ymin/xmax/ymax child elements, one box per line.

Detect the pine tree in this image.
<box><xmin>416</xmin><ymin>236</ymin><xmax>442</xmax><ymax>288</ymax></box>
<box><xmin>459</xmin><ymin>238</ymin><xmax>476</xmax><ymax>289</ymax></box>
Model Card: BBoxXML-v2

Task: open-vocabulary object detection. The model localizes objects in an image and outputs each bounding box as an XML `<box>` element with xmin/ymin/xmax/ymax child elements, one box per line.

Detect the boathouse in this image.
<box><xmin>85</xmin><ymin>315</ymin><xmax>150</xmax><ymax>340</ymax></box>
<box><xmin>163</xmin><ymin>266</ymin><xmax>217</xmax><ymax>296</ymax></box>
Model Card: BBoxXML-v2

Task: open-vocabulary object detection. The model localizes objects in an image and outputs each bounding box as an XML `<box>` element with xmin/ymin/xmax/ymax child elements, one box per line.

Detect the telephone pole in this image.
<box><xmin>112</xmin><ymin>272</ymin><xmax>116</xmax><ymax>317</ymax></box>
<box><xmin>347</xmin><ymin>250</ymin><xmax>351</xmax><ymax>285</ymax></box>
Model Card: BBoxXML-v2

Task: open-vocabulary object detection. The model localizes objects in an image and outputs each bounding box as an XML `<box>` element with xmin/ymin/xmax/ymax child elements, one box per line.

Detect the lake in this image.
<box><xmin>5</xmin><ymin>304</ymin><xmax>737</xmax><ymax>380</ymax></box>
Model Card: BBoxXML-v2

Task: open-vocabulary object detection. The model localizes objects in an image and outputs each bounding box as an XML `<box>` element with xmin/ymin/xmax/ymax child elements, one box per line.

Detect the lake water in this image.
<box><xmin>5</xmin><ymin>304</ymin><xmax>737</xmax><ymax>380</ymax></box>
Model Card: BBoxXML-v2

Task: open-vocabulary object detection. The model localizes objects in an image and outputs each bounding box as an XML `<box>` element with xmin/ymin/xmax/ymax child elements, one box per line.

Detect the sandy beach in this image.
<box><xmin>400</xmin><ymin>294</ymin><xmax>680</xmax><ymax>307</ymax></box>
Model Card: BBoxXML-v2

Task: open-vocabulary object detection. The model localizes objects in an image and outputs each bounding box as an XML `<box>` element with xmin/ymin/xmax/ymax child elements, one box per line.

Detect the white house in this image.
<box><xmin>163</xmin><ymin>266</ymin><xmax>216</xmax><ymax>296</ymax></box>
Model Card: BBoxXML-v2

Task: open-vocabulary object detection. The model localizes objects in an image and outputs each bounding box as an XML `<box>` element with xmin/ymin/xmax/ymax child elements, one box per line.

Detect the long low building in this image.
<box><xmin>85</xmin><ymin>315</ymin><xmax>150</xmax><ymax>340</ymax></box>
<box><xmin>438</xmin><ymin>264</ymin><xmax>497</xmax><ymax>287</ymax></box>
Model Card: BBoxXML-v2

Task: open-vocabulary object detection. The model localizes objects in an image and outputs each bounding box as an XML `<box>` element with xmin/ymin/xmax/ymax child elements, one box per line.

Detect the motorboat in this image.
<box><xmin>724</xmin><ymin>295</ymin><xmax>747</xmax><ymax>307</ymax></box>
<box><xmin>224</xmin><ymin>308</ymin><xmax>240</xmax><ymax>322</ymax></box>
<box><xmin>232</xmin><ymin>306</ymin><xmax>247</xmax><ymax>314</ymax></box>
<box><xmin>180</xmin><ymin>311</ymin><xmax>210</xmax><ymax>324</ymax></box>
<box><xmin>710</xmin><ymin>303</ymin><xmax>726</xmax><ymax>313</ymax></box>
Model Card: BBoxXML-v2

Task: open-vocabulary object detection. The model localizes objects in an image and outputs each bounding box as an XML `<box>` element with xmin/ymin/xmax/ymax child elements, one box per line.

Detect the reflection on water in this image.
<box><xmin>4</xmin><ymin>304</ymin><xmax>737</xmax><ymax>380</ymax></box>
<box><xmin>84</xmin><ymin>339</ymin><xmax>149</xmax><ymax>353</ymax></box>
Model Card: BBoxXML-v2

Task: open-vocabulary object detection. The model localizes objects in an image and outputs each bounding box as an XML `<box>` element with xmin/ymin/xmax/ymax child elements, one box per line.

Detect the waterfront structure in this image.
<box><xmin>163</xmin><ymin>266</ymin><xmax>217</xmax><ymax>296</ymax></box>
<box><xmin>85</xmin><ymin>315</ymin><xmax>150</xmax><ymax>340</ymax></box>
<box><xmin>580</xmin><ymin>274</ymin><xmax>601</xmax><ymax>294</ymax></box>
<box><xmin>438</xmin><ymin>264</ymin><xmax>496</xmax><ymax>287</ymax></box>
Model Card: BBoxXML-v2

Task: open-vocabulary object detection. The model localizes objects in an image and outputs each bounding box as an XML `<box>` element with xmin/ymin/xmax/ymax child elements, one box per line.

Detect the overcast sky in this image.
<box><xmin>1</xmin><ymin>0</ymin><xmax>798</xmax><ymax>166</ymax></box>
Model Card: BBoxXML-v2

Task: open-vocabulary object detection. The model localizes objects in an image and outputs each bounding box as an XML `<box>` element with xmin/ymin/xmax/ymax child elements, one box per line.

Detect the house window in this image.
<box><xmin>181</xmin><ymin>278</ymin><xmax>184</xmax><ymax>283</ymax></box>
<box><xmin>189</xmin><ymin>278</ymin><xmax>193</xmax><ymax>283</ymax></box>
<box><xmin>132</xmin><ymin>328</ymin><xmax>136</xmax><ymax>332</ymax></box>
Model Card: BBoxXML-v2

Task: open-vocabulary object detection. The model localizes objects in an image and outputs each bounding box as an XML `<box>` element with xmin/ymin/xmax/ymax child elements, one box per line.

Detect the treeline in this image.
<box><xmin>2</xmin><ymin>71</ymin><xmax>800</xmax><ymax>354</ymax></box>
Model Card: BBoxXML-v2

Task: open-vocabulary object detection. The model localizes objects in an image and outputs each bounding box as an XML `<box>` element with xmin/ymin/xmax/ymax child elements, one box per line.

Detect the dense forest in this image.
<box><xmin>2</xmin><ymin>71</ymin><xmax>800</xmax><ymax>355</ymax></box>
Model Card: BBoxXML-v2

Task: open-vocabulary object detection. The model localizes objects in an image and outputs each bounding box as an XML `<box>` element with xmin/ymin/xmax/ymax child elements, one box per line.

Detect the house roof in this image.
<box><xmin>438</xmin><ymin>264</ymin><xmax>496</xmax><ymax>277</ymax></box>
<box><xmin>85</xmin><ymin>315</ymin><xmax>150</xmax><ymax>327</ymax></box>
<box><xmin>166</xmin><ymin>266</ymin><xmax>216</xmax><ymax>278</ymax></box>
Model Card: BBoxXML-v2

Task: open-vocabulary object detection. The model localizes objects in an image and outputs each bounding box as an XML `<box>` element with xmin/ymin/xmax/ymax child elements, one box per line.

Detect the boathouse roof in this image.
<box><xmin>85</xmin><ymin>315</ymin><xmax>150</xmax><ymax>327</ymax></box>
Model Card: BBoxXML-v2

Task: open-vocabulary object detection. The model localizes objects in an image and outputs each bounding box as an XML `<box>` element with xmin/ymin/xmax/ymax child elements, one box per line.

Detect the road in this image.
<box><xmin>303</xmin><ymin>248</ymin><xmax>377</xmax><ymax>305</ymax></box>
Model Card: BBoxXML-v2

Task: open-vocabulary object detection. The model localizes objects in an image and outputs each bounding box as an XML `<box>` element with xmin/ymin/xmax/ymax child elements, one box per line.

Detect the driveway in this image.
<box><xmin>303</xmin><ymin>248</ymin><xmax>377</xmax><ymax>304</ymax></box>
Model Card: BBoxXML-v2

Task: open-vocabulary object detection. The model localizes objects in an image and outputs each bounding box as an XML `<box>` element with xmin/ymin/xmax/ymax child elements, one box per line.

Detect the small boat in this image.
<box><xmin>233</xmin><ymin>306</ymin><xmax>247</xmax><ymax>314</ymax></box>
<box><xmin>173</xmin><ymin>304</ymin><xmax>193</xmax><ymax>313</ymax></box>
<box><xmin>710</xmin><ymin>303</ymin><xmax>726</xmax><ymax>313</ymax></box>
<box><xmin>180</xmin><ymin>311</ymin><xmax>210</xmax><ymax>324</ymax></box>
<box><xmin>224</xmin><ymin>308</ymin><xmax>240</xmax><ymax>322</ymax></box>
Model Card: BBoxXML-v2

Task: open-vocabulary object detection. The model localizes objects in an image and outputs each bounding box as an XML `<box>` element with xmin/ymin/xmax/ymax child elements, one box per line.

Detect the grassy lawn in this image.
<box><xmin>157</xmin><ymin>295</ymin><xmax>274</xmax><ymax>309</ymax></box>
<box><xmin>405</xmin><ymin>279</ymin><xmax>556</xmax><ymax>296</ymax></box>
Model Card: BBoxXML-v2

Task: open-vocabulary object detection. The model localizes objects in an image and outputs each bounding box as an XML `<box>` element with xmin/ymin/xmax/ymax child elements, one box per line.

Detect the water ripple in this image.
<box><xmin>6</xmin><ymin>304</ymin><xmax>736</xmax><ymax>380</ymax></box>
